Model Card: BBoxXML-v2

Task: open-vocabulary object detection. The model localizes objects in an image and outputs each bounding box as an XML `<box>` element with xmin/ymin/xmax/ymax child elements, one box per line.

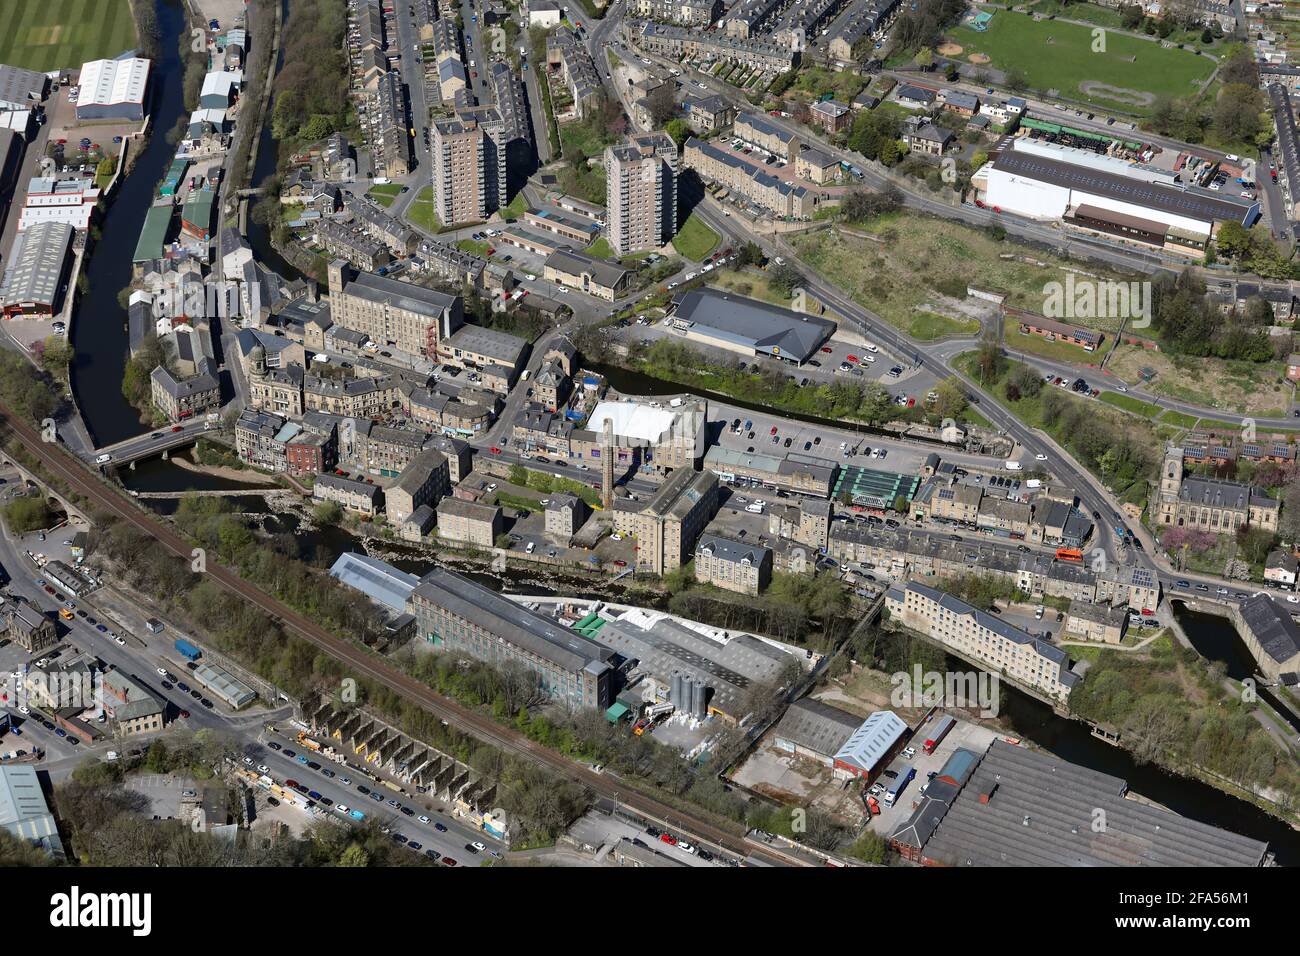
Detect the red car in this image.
<box><xmin>659</xmin><ymin>833</ymin><xmax>677</xmax><ymax>845</ymax></box>
<box><xmin>179</xmin><ymin>709</ymin><xmax>190</xmax><ymax>719</ymax></box>
<box><xmin>613</xmin><ymin>560</ymin><xmax>627</xmax><ymax>567</ymax></box>
<box><xmin>286</xmin><ymin>779</ymin><xmax>298</xmax><ymax>789</ymax></box>
<box><xmin>769</xmin><ymin>426</ymin><xmax>778</xmax><ymax>436</ymax></box>
<box><xmin>906</xmin><ymin>397</ymin><xmax>916</xmax><ymax>408</ymax></box>
<box><xmin>171</xmin><ymin>425</ymin><xmax>183</xmax><ymax>432</ymax></box>
<box><xmin>820</xmin><ymin>346</ymin><xmax>832</xmax><ymax>353</ymax></box>
<box><xmin>846</xmin><ymin>354</ymin><xmax>858</xmax><ymax>363</ymax></box>
<box><xmin>490</xmin><ymin>446</ymin><xmax>501</xmax><ymax>454</ymax></box>
<box><xmin>442</xmin><ymin>857</ymin><xmax>457</xmax><ymax>866</ymax></box>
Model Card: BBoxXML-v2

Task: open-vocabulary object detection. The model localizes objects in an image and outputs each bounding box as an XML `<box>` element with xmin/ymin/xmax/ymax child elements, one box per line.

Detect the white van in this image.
<box><xmin>1004</xmin><ymin>460</ymin><xmax>1023</xmax><ymax>471</ymax></box>
<box><xmin>745</xmin><ymin>502</ymin><xmax>765</xmax><ymax>514</ymax></box>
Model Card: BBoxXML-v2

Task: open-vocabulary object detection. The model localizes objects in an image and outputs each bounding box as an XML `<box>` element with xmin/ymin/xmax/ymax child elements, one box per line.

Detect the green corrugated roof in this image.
<box><xmin>573</xmin><ymin>612</ymin><xmax>607</xmax><ymax>637</ymax></box>
<box><xmin>182</xmin><ymin>189</ymin><xmax>215</xmax><ymax>229</ymax></box>
<box><xmin>605</xmin><ymin>702</ymin><xmax>629</xmax><ymax>723</ymax></box>
<box><xmin>134</xmin><ymin>205</ymin><xmax>173</xmax><ymax>262</ymax></box>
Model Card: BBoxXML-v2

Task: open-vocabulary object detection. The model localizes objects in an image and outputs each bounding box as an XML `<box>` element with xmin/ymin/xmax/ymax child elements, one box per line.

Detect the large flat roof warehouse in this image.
<box><xmin>76</xmin><ymin>57</ymin><xmax>150</xmax><ymax>113</ymax></box>
<box><xmin>990</xmin><ymin>147</ymin><xmax>1258</xmax><ymax>227</ymax></box>
<box><xmin>0</xmin><ymin>764</ymin><xmax>64</xmax><ymax>858</ymax></box>
<box><xmin>0</xmin><ymin>63</ymin><xmax>47</xmax><ymax>111</ymax></box>
<box><xmin>0</xmin><ymin>220</ymin><xmax>73</xmax><ymax>317</ymax></box>
<box><xmin>669</xmin><ymin>287</ymin><xmax>835</xmax><ymax>364</ymax></box>
<box><xmin>920</xmin><ymin>740</ymin><xmax>1270</xmax><ymax>866</ymax></box>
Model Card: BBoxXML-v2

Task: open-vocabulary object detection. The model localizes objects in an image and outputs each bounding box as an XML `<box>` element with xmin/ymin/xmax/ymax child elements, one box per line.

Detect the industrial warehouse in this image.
<box><xmin>974</xmin><ymin>136</ymin><xmax>1260</xmax><ymax>258</ymax></box>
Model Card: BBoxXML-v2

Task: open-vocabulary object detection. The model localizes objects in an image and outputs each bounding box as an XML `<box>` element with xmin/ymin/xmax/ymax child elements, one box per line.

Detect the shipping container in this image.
<box><xmin>174</xmin><ymin>638</ymin><xmax>201</xmax><ymax>661</ymax></box>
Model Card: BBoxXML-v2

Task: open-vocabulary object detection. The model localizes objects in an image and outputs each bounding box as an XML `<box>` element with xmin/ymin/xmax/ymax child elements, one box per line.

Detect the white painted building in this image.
<box><xmin>18</xmin><ymin>176</ymin><xmax>100</xmax><ymax>231</ymax></box>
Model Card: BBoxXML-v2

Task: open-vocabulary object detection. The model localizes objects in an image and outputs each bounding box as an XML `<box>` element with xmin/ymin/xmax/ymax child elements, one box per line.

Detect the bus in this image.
<box><xmin>1055</xmin><ymin>548</ymin><xmax>1084</xmax><ymax>562</ymax></box>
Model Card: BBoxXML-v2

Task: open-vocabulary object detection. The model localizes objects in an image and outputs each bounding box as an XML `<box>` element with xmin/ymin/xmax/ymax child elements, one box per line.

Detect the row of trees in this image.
<box><xmin>270</xmin><ymin>0</ymin><xmax>353</xmax><ymax>151</ymax></box>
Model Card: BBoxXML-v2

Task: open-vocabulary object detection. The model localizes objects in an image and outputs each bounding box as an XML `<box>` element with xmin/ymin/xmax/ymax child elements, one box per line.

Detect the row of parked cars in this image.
<box><xmin>263</xmin><ymin>737</ymin><xmax>500</xmax><ymax>864</ymax></box>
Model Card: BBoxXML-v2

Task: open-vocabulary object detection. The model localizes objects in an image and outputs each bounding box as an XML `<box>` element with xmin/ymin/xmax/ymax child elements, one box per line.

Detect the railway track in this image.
<box><xmin>0</xmin><ymin>406</ymin><xmax>799</xmax><ymax>866</ymax></box>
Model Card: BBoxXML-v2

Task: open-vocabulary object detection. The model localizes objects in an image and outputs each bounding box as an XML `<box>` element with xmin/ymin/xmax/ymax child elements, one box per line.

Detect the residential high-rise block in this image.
<box><xmin>430</xmin><ymin>108</ymin><xmax>507</xmax><ymax>226</ymax></box>
<box><xmin>605</xmin><ymin>132</ymin><xmax>678</xmax><ymax>255</ymax></box>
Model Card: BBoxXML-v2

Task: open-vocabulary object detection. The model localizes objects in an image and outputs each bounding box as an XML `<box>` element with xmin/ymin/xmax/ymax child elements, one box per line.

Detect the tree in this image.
<box><xmin>769</xmin><ymin>262</ymin><xmax>804</xmax><ymax>297</ymax></box>
<box><xmin>313</xmin><ymin>500</ymin><xmax>343</xmax><ymax>525</ymax></box>
<box><xmin>932</xmin><ymin>376</ymin><xmax>968</xmax><ymax>420</ymax></box>
<box><xmin>643</xmin><ymin>83</ymin><xmax>678</xmax><ymax>126</ymax></box>
<box><xmin>1279</xmin><ymin>482</ymin><xmax>1300</xmax><ymax>542</ymax></box>
<box><xmin>1004</xmin><ymin>68</ymin><xmax>1028</xmax><ymax>93</ymax></box>
<box><xmin>664</xmin><ymin>118</ymin><xmax>691</xmax><ymax>149</ymax></box>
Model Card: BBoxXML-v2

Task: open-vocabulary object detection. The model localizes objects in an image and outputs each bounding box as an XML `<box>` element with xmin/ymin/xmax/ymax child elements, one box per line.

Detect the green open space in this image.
<box><xmin>366</xmin><ymin>183</ymin><xmax>402</xmax><ymax>207</ymax></box>
<box><xmin>0</xmin><ymin>0</ymin><xmax>139</xmax><ymax>72</ymax></box>
<box><xmin>790</xmin><ymin>215</ymin><xmax>1140</xmax><ymax>338</ymax></box>
<box><xmin>405</xmin><ymin>186</ymin><xmax>442</xmax><ymax>233</ymax></box>
<box><xmin>585</xmin><ymin>236</ymin><xmax>615</xmax><ymax>260</ymax></box>
<box><xmin>1157</xmin><ymin>408</ymin><xmax>1200</xmax><ymax>429</ymax></box>
<box><xmin>909</xmin><ymin>311</ymin><xmax>980</xmax><ymax>341</ymax></box>
<box><xmin>1098</xmin><ymin>391</ymin><xmax>1163</xmax><ymax>418</ymax></box>
<box><xmin>672</xmin><ymin>213</ymin><xmax>720</xmax><ymax>262</ymax></box>
<box><xmin>952</xmin><ymin>9</ymin><xmax>1215</xmax><ymax>114</ymax></box>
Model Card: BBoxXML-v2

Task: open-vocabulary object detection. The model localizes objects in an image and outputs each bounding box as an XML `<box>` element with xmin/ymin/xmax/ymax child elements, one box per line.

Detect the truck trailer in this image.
<box><xmin>923</xmin><ymin>714</ymin><xmax>956</xmax><ymax>754</ymax></box>
<box><xmin>174</xmin><ymin>638</ymin><xmax>201</xmax><ymax>661</ymax></box>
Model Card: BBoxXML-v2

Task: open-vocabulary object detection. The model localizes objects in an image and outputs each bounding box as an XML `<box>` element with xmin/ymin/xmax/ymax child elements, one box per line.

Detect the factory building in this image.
<box><xmin>975</xmin><ymin>137</ymin><xmax>1259</xmax><ymax>258</ymax></box>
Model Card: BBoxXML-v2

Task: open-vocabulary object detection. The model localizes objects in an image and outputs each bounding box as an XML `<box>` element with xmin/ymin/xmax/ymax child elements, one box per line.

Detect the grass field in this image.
<box><xmin>366</xmin><ymin>184</ymin><xmax>402</xmax><ymax>208</ymax></box>
<box><xmin>908</xmin><ymin>311</ymin><xmax>980</xmax><ymax>341</ymax></box>
<box><xmin>952</xmin><ymin>10</ymin><xmax>1214</xmax><ymax>114</ymax></box>
<box><xmin>1</xmin><ymin>0</ymin><xmax>139</xmax><ymax>72</ymax></box>
<box><xmin>1157</xmin><ymin>409</ymin><xmax>1200</xmax><ymax>429</ymax></box>
<box><xmin>1098</xmin><ymin>391</ymin><xmax>1162</xmax><ymax>418</ymax></box>
<box><xmin>406</xmin><ymin>186</ymin><xmax>443</xmax><ymax>233</ymax></box>
<box><xmin>585</xmin><ymin>236</ymin><xmax>615</xmax><ymax>260</ymax></box>
<box><xmin>672</xmin><ymin>213</ymin><xmax>720</xmax><ymax>262</ymax></box>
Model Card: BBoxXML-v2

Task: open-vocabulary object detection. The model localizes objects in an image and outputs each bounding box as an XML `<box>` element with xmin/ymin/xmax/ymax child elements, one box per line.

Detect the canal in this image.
<box><xmin>69</xmin><ymin>0</ymin><xmax>189</xmax><ymax>447</ymax></box>
<box><xmin>245</xmin><ymin>0</ymin><xmax>303</xmax><ymax>282</ymax></box>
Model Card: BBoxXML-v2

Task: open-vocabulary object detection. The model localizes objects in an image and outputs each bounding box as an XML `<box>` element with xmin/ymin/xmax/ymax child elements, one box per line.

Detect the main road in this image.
<box><xmin>0</xmin><ymin>402</ymin><xmax>799</xmax><ymax>866</ymax></box>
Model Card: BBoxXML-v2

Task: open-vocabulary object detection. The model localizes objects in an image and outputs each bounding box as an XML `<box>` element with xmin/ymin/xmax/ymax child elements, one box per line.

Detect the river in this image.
<box><xmin>120</xmin><ymin>454</ymin><xmax>1299</xmax><ymax>861</ymax></box>
<box><xmin>69</xmin><ymin>0</ymin><xmax>189</xmax><ymax>447</ymax></box>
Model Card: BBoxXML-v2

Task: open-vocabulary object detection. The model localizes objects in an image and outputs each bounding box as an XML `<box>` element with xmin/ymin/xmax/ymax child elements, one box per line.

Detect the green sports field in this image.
<box><xmin>0</xmin><ymin>0</ymin><xmax>140</xmax><ymax>73</ymax></box>
<box><xmin>952</xmin><ymin>10</ymin><xmax>1214</xmax><ymax>114</ymax></box>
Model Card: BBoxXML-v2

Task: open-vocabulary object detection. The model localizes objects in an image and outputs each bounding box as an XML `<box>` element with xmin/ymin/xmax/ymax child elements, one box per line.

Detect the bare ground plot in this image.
<box><xmin>731</xmin><ymin>742</ymin><xmax>868</xmax><ymax>825</ymax></box>
<box><xmin>1106</xmin><ymin>346</ymin><xmax>1290</xmax><ymax>418</ymax></box>
<box><xmin>790</xmin><ymin>218</ymin><xmax>1139</xmax><ymax>339</ymax></box>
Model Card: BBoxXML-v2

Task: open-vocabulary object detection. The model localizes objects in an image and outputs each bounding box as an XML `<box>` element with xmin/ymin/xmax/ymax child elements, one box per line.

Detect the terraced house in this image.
<box><xmin>630</xmin><ymin>0</ymin><xmax>724</xmax><ymax>25</ymax></box>
<box><xmin>694</xmin><ymin>533</ymin><xmax>772</xmax><ymax>595</ymax></box>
